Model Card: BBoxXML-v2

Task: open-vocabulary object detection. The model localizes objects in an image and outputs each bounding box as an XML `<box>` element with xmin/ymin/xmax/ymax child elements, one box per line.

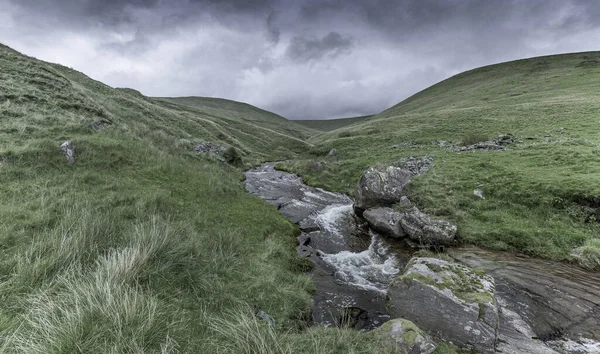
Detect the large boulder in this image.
<box><xmin>374</xmin><ymin>318</ymin><xmax>437</xmax><ymax>354</ymax></box>
<box><xmin>398</xmin><ymin>207</ymin><xmax>457</xmax><ymax>245</ymax></box>
<box><xmin>387</xmin><ymin>257</ymin><xmax>498</xmax><ymax>353</ymax></box>
<box><xmin>363</xmin><ymin>207</ymin><xmax>405</xmax><ymax>239</ymax></box>
<box><xmin>354</xmin><ymin>165</ymin><xmax>413</xmax><ymax>213</ymax></box>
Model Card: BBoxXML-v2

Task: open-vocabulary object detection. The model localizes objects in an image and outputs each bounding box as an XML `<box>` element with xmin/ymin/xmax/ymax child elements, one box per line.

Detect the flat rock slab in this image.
<box><xmin>450</xmin><ymin>246</ymin><xmax>600</xmax><ymax>345</ymax></box>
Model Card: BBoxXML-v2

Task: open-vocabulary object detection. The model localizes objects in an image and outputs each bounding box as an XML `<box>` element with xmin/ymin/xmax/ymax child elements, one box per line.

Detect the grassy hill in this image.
<box><xmin>0</xmin><ymin>44</ymin><xmax>399</xmax><ymax>353</ymax></box>
<box><xmin>293</xmin><ymin>115</ymin><xmax>372</xmax><ymax>132</ymax></box>
<box><xmin>157</xmin><ymin>96</ymin><xmax>317</xmax><ymax>142</ymax></box>
<box><xmin>281</xmin><ymin>52</ymin><xmax>600</xmax><ymax>268</ymax></box>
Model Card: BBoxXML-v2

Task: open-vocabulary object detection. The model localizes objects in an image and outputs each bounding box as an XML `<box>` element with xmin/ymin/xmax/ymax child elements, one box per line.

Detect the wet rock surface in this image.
<box><xmin>450</xmin><ymin>246</ymin><xmax>600</xmax><ymax>353</ymax></box>
<box><xmin>387</xmin><ymin>257</ymin><xmax>498</xmax><ymax>353</ymax></box>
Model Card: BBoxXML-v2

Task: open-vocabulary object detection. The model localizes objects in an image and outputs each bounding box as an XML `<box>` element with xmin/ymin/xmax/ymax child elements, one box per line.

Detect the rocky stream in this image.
<box><xmin>244</xmin><ymin>162</ymin><xmax>600</xmax><ymax>353</ymax></box>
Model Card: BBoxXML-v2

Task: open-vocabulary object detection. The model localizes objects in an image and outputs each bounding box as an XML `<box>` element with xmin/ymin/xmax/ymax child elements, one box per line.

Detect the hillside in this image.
<box><xmin>0</xmin><ymin>44</ymin><xmax>397</xmax><ymax>353</ymax></box>
<box><xmin>281</xmin><ymin>52</ymin><xmax>600</xmax><ymax>268</ymax></box>
<box><xmin>293</xmin><ymin>115</ymin><xmax>372</xmax><ymax>132</ymax></box>
<box><xmin>157</xmin><ymin>96</ymin><xmax>317</xmax><ymax>141</ymax></box>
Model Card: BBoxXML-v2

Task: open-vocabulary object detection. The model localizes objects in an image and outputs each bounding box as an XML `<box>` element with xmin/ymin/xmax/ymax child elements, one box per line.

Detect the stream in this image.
<box><xmin>244</xmin><ymin>162</ymin><xmax>600</xmax><ymax>353</ymax></box>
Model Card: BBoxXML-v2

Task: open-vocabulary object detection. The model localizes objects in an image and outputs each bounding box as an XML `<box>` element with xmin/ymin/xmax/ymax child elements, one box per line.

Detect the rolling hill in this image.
<box><xmin>281</xmin><ymin>52</ymin><xmax>600</xmax><ymax>268</ymax></box>
<box><xmin>293</xmin><ymin>115</ymin><xmax>372</xmax><ymax>132</ymax></box>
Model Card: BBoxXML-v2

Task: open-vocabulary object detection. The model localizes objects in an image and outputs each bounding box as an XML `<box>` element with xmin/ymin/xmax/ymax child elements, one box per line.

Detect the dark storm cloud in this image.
<box><xmin>286</xmin><ymin>32</ymin><xmax>354</xmax><ymax>62</ymax></box>
<box><xmin>2</xmin><ymin>0</ymin><xmax>600</xmax><ymax>119</ymax></box>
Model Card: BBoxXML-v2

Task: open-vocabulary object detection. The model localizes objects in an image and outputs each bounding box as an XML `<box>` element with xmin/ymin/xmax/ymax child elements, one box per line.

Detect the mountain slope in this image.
<box><xmin>157</xmin><ymin>96</ymin><xmax>317</xmax><ymax>140</ymax></box>
<box><xmin>294</xmin><ymin>115</ymin><xmax>372</xmax><ymax>132</ymax></box>
<box><xmin>281</xmin><ymin>52</ymin><xmax>600</xmax><ymax>268</ymax></box>
<box><xmin>0</xmin><ymin>44</ymin><xmax>395</xmax><ymax>353</ymax></box>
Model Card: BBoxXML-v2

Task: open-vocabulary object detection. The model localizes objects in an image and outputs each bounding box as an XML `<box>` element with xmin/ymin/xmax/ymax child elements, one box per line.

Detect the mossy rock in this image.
<box><xmin>374</xmin><ymin>318</ymin><xmax>437</xmax><ymax>354</ymax></box>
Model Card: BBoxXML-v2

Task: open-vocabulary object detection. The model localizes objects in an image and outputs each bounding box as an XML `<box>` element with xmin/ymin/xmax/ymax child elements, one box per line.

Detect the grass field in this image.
<box><xmin>293</xmin><ymin>115</ymin><xmax>372</xmax><ymax>132</ymax></box>
<box><xmin>0</xmin><ymin>43</ymin><xmax>419</xmax><ymax>353</ymax></box>
<box><xmin>280</xmin><ymin>52</ymin><xmax>600</xmax><ymax>269</ymax></box>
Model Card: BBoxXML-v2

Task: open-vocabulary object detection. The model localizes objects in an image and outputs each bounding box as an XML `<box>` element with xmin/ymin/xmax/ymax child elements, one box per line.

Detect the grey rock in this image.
<box><xmin>495</xmin><ymin>297</ymin><xmax>559</xmax><ymax>354</ymax></box>
<box><xmin>449</xmin><ymin>246</ymin><xmax>600</xmax><ymax>348</ymax></box>
<box><xmin>354</xmin><ymin>165</ymin><xmax>413</xmax><ymax>212</ymax></box>
<box><xmin>399</xmin><ymin>207</ymin><xmax>457</xmax><ymax>245</ymax></box>
<box><xmin>327</xmin><ymin>148</ymin><xmax>337</xmax><ymax>156</ymax></box>
<box><xmin>299</xmin><ymin>217</ymin><xmax>320</xmax><ymax>232</ymax></box>
<box><xmin>387</xmin><ymin>257</ymin><xmax>498</xmax><ymax>353</ymax></box>
<box><xmin>194</xmin><ymin>142</ymin><xmax>227</xmax><ymax>153</ymax></box>
<box><xmin>60</xmin><ymin>140</ymin><xmax>75</xmax><ymax>164</ymax></box>
<box><xmin>374</xmin><ymin>318</ymin><xmax>437</xmax><ymax>354</ymax></box>
<box><xmin>338</xmin><ymin>306</ymin><xmax>368</xmax><ymax>329</ymax></box>
<box><xmin>88</xmin><ymin>118</ymin><xmax>112</xmax><ymax>131</ymax></box>
<box><xmin>392</xmin><ymin>156</ymin><xmax>434</xmax><ymax>176</ymax></box>
<box><xmin>453</xmin><ymin>134</ymin><xmax>517</xmax><ymax>152</ymax></box>
<box><xmin>363</xmin><ymin>207</ymin><xmax>406</xmax><ymax>239</ymax></box>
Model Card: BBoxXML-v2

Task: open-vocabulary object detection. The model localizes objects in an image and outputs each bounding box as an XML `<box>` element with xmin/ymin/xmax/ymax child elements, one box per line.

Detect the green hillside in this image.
<box><xmin>281</xmin><ymin>52</ymin><xmax>600</xmax><ymax>268</ymax></box>
<box><xmin>0</xmin><ymin>44</ymin><xmax>394</xmax><ymax>353</ymax></box>
<box><xmin>294</xmin><ymin>115</ymin><xmax>372</xmax><ymax>132</ymax></box>
<box><xmin>157</xmin><ymin>96</ymin><xmax>317</xmax><ymax>141</ymax></box>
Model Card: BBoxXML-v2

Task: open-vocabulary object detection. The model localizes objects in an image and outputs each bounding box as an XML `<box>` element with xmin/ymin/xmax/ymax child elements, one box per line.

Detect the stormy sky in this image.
<box><xmin>1</xmin><ymin>1</ymin><xmax>600</xmax><ymax>119</ymax></box>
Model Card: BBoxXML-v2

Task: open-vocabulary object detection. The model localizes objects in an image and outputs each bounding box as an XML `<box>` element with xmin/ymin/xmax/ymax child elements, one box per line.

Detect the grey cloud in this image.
<box><xmin>3</xmin><ymin>0</ymin><xmax>600</xmax><ymax>119</ymax></box>
<box><xmin>286</xmin><ymin>32</ymin><xmax>354</xmax><ymax>62</ymax></box>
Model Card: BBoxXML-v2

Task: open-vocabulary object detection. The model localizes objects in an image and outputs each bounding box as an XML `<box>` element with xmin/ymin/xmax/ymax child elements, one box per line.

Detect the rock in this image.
<box><xmin>399</xmin><ymin>207</ymin><xmax>457</xmax><ymax>245</ymax></box>
<box><xmin>474</xmin><ymin>189</ymin><xmax>485</xmax><ymax>199</ymax></box>
<box><xmin>495</xmin><ymin>297</ymin><xmax>559</xmax><ymax>354</ymax></box>
<box><xmin>299</xmin><ymin>218</ymin><xmax>320</xmax><ymax>232</ymax></box>
<box><xmin>327</xmin><ymin>148</ymin><xmax>337</xmax><ymax>156</ymax></box>
<box><xmin>387</xmin><ymin>257</ymin><xmax>498</xmax><ymax>353</ymax></box>
<box><xmin>194</xmin><ymin>142</ymin><xmax>227</xmax><ymax>153</ymax></box>
<box><xmin>392</xmin><ymin>156</ymin><xmax>434</xmax><ymax>176</ymax></box>
<box><xmin>60</xmin><ymin>140</ymin><xmax>75</xmax><ymax>164</ymax></box>
<box><xmin>374</xmin><ymin>318</ymin><xmax>437</xmax><ymax>354</ymax></box>
<box><xmin>453</xmin><ymin>134</ymin><xmax>517</xmax><ymax>152</ymax></box>
<box><xmin>88</xmin><ymin>118</ymin><xmax>112</xmax><ymax>131</ymax></box>
<box><xmin>354</xmin><ymin>165</ymin><xmax>413</xmax><ymax>212</ymax></box>
<box><xmin>363</xmin><ymin>207</ymin><xmax>406</xmax><ymax>239</ymax></box>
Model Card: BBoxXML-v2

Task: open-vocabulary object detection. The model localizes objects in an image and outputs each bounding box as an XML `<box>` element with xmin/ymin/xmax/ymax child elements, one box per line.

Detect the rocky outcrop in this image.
<box><xmin>194</xmin><ymin>142</ymin><xmax>227</xmax><ymax>153</ymax></box>
<box><xmin>60</xmin><ymin>140</ymin><xmax>75</xmax><ymax>164</ymax></box>
<box><xmin>387</xmin><ymin>257</ymin><xmax>498</xmax><ymax>353</ymax></box>
<box><xmin>374</xmin><ymin>318</ymin><xmax>437</xmax><ymax>354</ymax></box>
<box><xmin>363</xmin><ymin>207</ymin><xmax>405</xmax><ymax>239</ymax></box>
<box><xmin>354</xmin><ymin>165</ymin><xmax>413</xmax><ymax>213</ymax></box>
<box><xmin>453</xmin><ymin>134</ymin><xmax>517</xmax><ymax>152</ymax></box>
<box><xmin>399</xmin><ymin>207</ymin><xmax>457</xmax><ymax>245</ymax></box>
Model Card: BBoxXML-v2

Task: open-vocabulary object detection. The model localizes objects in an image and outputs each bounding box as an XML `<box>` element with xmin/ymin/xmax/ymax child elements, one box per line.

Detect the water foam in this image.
<box><xmin>321</xmin><ymin>233</ymin><xmax>400</xmax><ymax>293</ymax></box>
<box><xmin>314</xmin><ymin>204</ymin><xmax>354</xmax><ymax>236</ymax></box>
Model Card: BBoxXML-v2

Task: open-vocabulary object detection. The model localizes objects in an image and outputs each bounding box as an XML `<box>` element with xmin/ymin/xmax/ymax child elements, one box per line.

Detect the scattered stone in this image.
<box><xmin>399</xmin><ymin>207</ymin><xmax>457</xmax><ymax>245</ymax></box>
<box><xmin>296</xmin><ymin>245</ymin><xmax>314</xmax><ymax>258</ymax></box>
<box><xmin>297</xmin><ymin>233</ymin><xmax>311</xmax><ymax>246</ymax></box>
<box><xmin>194</xmin><ymin>142</ymin><xmax>227</xmax><ymax>153</ymax></box>
<box><xmin>256</xmin><ymin>310</ymin><xmax>277</xmax><ymax>326</ymax></box>
<box><xmin>363</xmin><ymin>207</ymin><xmax>406</xmax><ymax>239</ymax></box>
<box><xmin>392</xmin><ymin>156</ymin><xmax>434</xmax><ymax>176</ymax></box>
<box><xmin>60</xmin><ymin>140</ymin><xmax>75</xmax><ymax>164</ymax></box>
<box><xmin>387</xmin><ymin>257</ymin><xmax>498</xmax><ymax>353</ymax></box>
<box><xmin>474</xmin><ymin>189</ymin><xmax>485</xmax><ymax>199</ymax></box>
<box><xmin>374</xmin><ymin>318</ymin><xmax>437</xmax><ymax>354</ymax></box>
<box><xmin>453</xmin><ymin>134</ymin><xmax>517</xmax><ymax>152</ymax></box>
<box><xmin>354</xmin><ymin>165</ymin><xmax>413</xmax><ymax>212</ymax></box>
<box><xmin>327</xmin><ymin>148</ymin><xmax>337</xmax><ymax>156</ymax></box>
